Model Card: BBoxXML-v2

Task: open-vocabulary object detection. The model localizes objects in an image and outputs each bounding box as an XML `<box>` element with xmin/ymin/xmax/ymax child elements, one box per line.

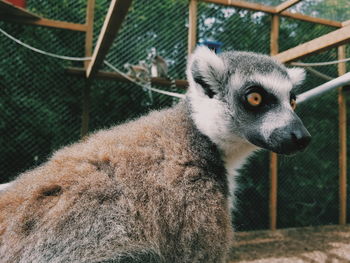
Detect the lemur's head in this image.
<box><xmin>187</xmin><ymin>46</ymin><xmax>311</xmax><ymax>155</ymax></box>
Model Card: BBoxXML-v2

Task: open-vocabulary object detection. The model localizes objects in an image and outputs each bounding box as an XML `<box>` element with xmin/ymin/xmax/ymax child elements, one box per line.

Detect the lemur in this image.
<box><xmin>124</xmin><ymin>62</ymin><xmax>149</xmax><ymax>84</ymax></box>
<box><xmin>151</xmin><ymin>54</ymin><xmax>168</xmax><ymax>79</ymax></box>
<box><xmin>0</xmin><ymin>46</ymin><xmax>310</xmax><ymax>263</ymax></box>
<box><xmin>149</xmin><ymin>50</ymin><xmax>178</xmax><ymax>105</ymax></box>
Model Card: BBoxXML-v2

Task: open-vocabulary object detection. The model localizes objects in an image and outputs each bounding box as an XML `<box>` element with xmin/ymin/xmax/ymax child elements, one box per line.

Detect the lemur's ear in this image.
<box><xmin>287</xmin><ymin>68</ymin><xmax>306</xmax><ymax>87</ymax></box>
<box><xmin>187</xmin><ymin>46</ymin><xmax>225</xmax><ymax>98</ymax></box>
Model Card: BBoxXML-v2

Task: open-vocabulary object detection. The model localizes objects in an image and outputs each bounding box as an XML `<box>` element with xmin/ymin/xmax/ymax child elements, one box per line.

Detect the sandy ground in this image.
<box><xmin>229</xmin><ymin>225</ymin><xmax>350</xmax><ymax>263</ymax></box>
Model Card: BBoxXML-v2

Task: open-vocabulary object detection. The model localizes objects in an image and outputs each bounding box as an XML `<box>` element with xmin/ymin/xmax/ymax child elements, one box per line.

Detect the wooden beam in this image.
<box><xmin>270</xmin><ymin>15</ymin><xmax>279</xmax><ymax>56</ymax></box>
<box><xmin>338</xmin><ymin>45</ymin><xmax>347</xmax><ymax>225</ymax></box>
<box><xmin>275</xmin><ymin>0</ymin><xmax>301</xmax><ymax>13</ymax></box>
<box><xmin>201</xmin><ymin>0</ymin><xmax>341</xmax><ymax>28</ymax></box>
<box><xmin>0</xmin><ymin>0</ymin><xmax>86</xmax><ymax>32</ymax></box>
<box><xmin>188</xmin><ymin>0</ymin><xmax>197</xmax><ymax>55</ymax></box>
<box><xmin>205</xmin><ymin>0</ymin><xmax>275</xmax><ymax>13</ymax></box>
<box><xmin>0</xmin><ymin>16</ymin><xmax>87</xmax><ymax>32</ymax></box>
<box><xmin>67</xmin><ymin>67</ymin><xmax>189</xmax><ymax>89</ymax></box>
<box><xmin>274</xmin><ymin>26</ymin><xmax>350</xmax><ymax>63</ymax></box>
<box><xmin>342</xmin><ymin>20</ymin><xmax>350</xmax><ymax>27</ymax></box>
<box><xmin>81</xmin><ymin>81</ymin><xmax>91</xmax><ymax>138</ymax></box>
<box><xmin>280</xmin><ymin>11</ymin><xmax>341</xmax><ymax>28</ymax></box>
<box><xmin>81</xmin><ymin>0</ymin><xmax>96</xmax><ymax>138</ymax></box>
<box><xmin>269</xmin><ymin>152</ymin><xmax>278</xmax><ymax>231</ymax></box>
<box><xmin>269</xmin><ymin>15</ymin><xmax>279</xmax><ymax>232</ymax></box>
<box><xmin>86</xmin><ymin>0</ymin><xmax>133</xmax><ymax>79</ymax></box>
<box><xmin>85</xmin><ymin>0</ymin><xmax>95</xmax><ymax>68</ymax></box>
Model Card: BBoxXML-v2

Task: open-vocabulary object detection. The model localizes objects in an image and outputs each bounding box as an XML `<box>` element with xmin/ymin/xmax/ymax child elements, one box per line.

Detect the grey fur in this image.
<box><xmin>0</xmin><ymin>47</ymin><xmax>310</xmax><ymax>263</ymax></box>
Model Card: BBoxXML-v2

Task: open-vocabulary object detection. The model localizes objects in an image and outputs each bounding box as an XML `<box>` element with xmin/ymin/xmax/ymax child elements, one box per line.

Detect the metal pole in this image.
<box><xmin>297</xmin><ymin>72</ymin><xmax>350</xmax><ymax>104</ymax></box>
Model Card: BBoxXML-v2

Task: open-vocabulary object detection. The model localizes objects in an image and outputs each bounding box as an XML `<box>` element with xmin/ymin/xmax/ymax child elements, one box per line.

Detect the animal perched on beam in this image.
<box><xmin>124</xmin><ymin>61</ymin><xmax>150</xmax><ymax>83</ymax></box>
<box><xmin>0</xmin><ymin>47</ymin><xmax>311</xmax><ymax>263</ymax></box>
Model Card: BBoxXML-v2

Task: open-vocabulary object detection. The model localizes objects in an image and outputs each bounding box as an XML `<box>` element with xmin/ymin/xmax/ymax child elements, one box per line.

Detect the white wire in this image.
<box><xmin>0</xmin><ymin>26</ymin><xmax>185</xmax><ymax>98</ymax></box>
<box><xmin>304</xmin><ymin>67</ymin><xmax>334</xmax><ymax>81</ymax></box>
<box><xmin>103</xmin><ymin>61</ymin><xmax>185</xmax><ymax>99</ymax></box>
<box><xmin>0</xmin><ymin>27</ymin><xmax>91</xmax><ymax>61</ymax></box>
<box><xmin>290</xmin><ymin>57</ymin><xmax>350</xmax><ymax>67</ymax></box>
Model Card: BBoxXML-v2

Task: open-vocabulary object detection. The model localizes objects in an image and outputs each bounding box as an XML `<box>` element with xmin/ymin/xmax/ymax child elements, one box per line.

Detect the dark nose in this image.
<box><xmin>291</xmin><ymin>128</ymin><xmax>312</xmax><ymax>150</ymax></box>
<box><xmin>269</xmin><ymin>119</ymin><xmax>311</xmax><ymax>155</ymax></box>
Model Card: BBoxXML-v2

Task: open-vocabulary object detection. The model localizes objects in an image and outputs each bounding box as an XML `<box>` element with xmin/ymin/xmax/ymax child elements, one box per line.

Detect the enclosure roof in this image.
<box><xmin>0</xmin><ymin>0</ymin><xmax>40</xmax><ymax>20</ymax></box>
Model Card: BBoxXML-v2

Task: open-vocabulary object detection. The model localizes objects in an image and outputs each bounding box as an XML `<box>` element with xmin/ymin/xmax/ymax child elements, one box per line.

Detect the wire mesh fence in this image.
<box><xmin>0</xmin><ymin>21</ymin><xmax>85</xmax><ymax>182</ymax></box>
<box><xmin>27</xmin><ymin>0</ymin><xmax>87</xmax><ymax>24</ymax></box>
<box><xmin>290</xmin><ymin>0</ymin><xmax>350</xmax><ymax>22</ymax></box>
<box><xmin>197</xmin><ymin>2</ymin><xmax>271</xmax><ymax>54</ymax></box>
<box><xmin>0</xmin><ymin>0</ymin><xmax>349</xmax><ymax>232</ymax></box>
<box><xmin>102</xmin><ymin>0</ymin><xmax>189</xmax><ymax>79</ymax></box>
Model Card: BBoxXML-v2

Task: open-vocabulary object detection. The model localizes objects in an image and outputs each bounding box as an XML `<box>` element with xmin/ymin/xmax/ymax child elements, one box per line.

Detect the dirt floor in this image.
<box><xmin>229</xmin><ymin>225</ymin><xmax>350</xmax><ymax>263</ymax></box>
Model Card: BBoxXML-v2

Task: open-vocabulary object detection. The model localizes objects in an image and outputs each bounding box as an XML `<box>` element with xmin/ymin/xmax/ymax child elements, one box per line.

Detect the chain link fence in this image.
<box><xmin>0</xmin><ymin>0</ymin><xmax>349</xmax><ymax>231</ymax></box>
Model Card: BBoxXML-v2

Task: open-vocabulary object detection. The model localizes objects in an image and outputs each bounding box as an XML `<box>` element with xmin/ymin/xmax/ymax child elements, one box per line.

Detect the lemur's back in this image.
<box><xmin>0</xmin><ymin>101</ymin><xmax>231</xmax><ymax>263</ymax></box>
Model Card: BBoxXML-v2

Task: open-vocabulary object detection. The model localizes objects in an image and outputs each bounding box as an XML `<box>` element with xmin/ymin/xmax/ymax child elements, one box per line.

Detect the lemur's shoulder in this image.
<box><xmin>1</xmin><ymin>101</ymin><xmax>224</xmax><ymax>201</ymax></box>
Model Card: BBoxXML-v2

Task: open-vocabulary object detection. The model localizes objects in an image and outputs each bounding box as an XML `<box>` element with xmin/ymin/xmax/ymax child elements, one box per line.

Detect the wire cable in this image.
<box><xmin>290</xmin><ymin>57</ymin><xmax>350</xmax><ymax>67</ymax></box>
<box><xmin>304</xmin><ymin>67</ymin><xmax>334</xmax><ymax>81</ymax></box>
<box><xmin>0</xmin><ymin>26</ymin><xmax>185</xmax><ymax>99</ymax></box>
<box><xmin>103</xmin><ymin>61</ymin><xmax>185</xmax><ymax>99</ymax></box>
<box><xmin>0</xmin><ymin>27</ymin><xmax>91</xmax><ymax>61</ymax></box>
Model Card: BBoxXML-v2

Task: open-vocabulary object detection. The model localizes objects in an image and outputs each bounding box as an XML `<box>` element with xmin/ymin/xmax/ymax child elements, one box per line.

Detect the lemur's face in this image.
<box><xmin>187</xmin><ymin>46</ymin><xmax>311</xmax><ymax>155</ymax></box>
<box><xmin>229</xmin><ymin>70</ymin><xmax>311</xmax><ymax>154</ymax></box>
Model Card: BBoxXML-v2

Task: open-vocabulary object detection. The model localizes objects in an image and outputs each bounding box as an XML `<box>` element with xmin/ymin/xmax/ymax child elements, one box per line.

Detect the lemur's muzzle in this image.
<box><xmin>270</xmin><ymin>120</ymin><xmax>311</xmax><ymax>155</ymax></box>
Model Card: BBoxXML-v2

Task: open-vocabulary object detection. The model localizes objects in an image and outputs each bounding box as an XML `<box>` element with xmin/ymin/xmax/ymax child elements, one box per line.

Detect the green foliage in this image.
<box><xmin>0</xmin><ymin>20</ymin><xmax>84</xmax><ymax>181</ymax></box>
<box><xmin>198</xmin><ymin>3</ymin><xmax>270</xmax><ymax>53</ymax></box>
<box><xmin>28</xmin><ymin>0</ymin><xmax>87</xmax><ymax>23</ymax></box>
<box><xmin>296</xmin><ymin>0</ymin><xmax>350</xmax><ymax>22</ymax></box>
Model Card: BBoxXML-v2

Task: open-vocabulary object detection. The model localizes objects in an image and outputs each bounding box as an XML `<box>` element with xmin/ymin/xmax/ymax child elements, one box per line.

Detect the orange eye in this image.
<box><xmin>290</xmin><ymin>99</ymin><xmax>297</xmax><ymax>110</ymax></box>
<box><xmin>247</xmin><ymin>92</ymin><xmax>262</xmax><ymax>107</ymax></box>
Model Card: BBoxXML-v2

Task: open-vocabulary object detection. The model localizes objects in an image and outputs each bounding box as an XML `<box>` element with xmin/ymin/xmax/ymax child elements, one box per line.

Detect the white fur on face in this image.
<box><xmin>249</xmin><ymin>71</ymin><xmax>293</xmax><ymax>100</ymax></box>
<box><xmin>228</xmin><ymin>72</ymin><xmax>245</xmax><ymax>95</ymax></box>
<box><xmin>260</xmin><ymin>107</ymin><xmax>294</xmax><ymax>141</ymax></box>
<box><xmin>188</xmin><ymin>87</ymin><xmax>233</xmax><ymax>147</ymax></box>
<box><xmin>186</xmin><ymin>46</ymin><xmax>234</xmax><ymax>149</ymax></box>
